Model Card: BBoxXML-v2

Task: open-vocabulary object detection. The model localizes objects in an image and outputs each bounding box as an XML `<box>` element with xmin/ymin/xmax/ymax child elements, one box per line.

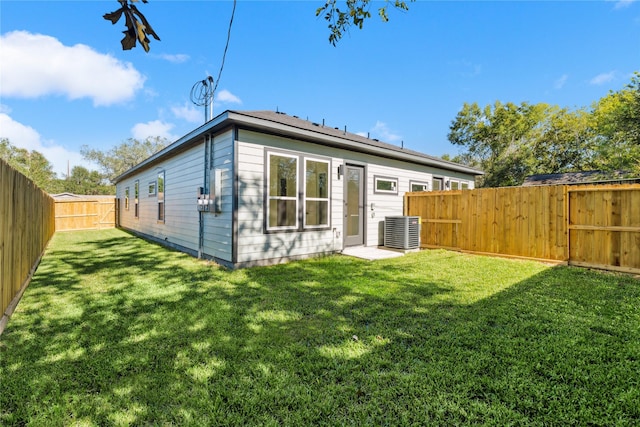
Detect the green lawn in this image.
<box><xmin>1</xmin><ymin>229</ymin><xmax>639</xmax><ymax>426</ymax></box>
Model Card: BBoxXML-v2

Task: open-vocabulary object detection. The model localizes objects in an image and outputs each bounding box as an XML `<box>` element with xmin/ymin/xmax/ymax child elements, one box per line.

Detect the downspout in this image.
<box><xmin>198</xmin><ymin>134</ymin><xmax>211</xmax><ymax>258</ymax></box>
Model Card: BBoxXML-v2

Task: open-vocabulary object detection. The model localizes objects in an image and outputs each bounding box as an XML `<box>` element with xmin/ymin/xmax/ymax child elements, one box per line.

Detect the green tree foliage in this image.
<box><xmin>315</xmin><ymin>0</ymin><xmax>413</xmax><ymax>45</ymax></box>
<box><xmin>0</xmin><ymin>138</ymin><xmax>58</xmax><ymax>192</ymax></box>
<box><xmin>57</xmin><ymin>166</ymin><xmax>115</xmax><ymax>195</ymax></box>
<box><xmin>81</xmin><ymin>136</ymin><xmax>168</xmax><ymax>183</ymax></box>
<box><xmin>104</xmin><ymin>0</ymin><xmax>412</xmax><ymax>51</ymax></box>
<box><xmin>447</xmin><ymin>73</ymin><xmax>640</xmax><ymax>187</ymax></box>
<box><xmin>590</xmin><ymin>72</ymin><xmax>640</xmax><ymax>172</ymax></box>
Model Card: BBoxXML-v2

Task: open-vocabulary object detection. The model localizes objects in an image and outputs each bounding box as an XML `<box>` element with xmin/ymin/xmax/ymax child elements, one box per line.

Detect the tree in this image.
<box><xmin>0</xmin><ymin>138</ymin><xmax>58</xmax><ymax>192</ymax></box>
<box><xmin>104</xmin><ymin>0</ymin><xmax>413</xmax><ymax>51</ymax></box>
<box><xmin>590</xmin><ymin>72</ymin><xmax>640</xmax><ymax>173</ymax></box>
<box><xmin>446</xmin><ymin>73</ymin><xmax>640</xmax><ymax>187</ymax></box>
<box><xmin>81</xmin><ymin>136</ymin><xmax>168</xmax><ymax>183</ymax></box>
<box><xmin>447</xmin><ymin>101</ymin><xmax>551</xmax><ymax>187</ymax></box>
<box><xmin>57</xmin><ymin>166</ymin><xmax>114</xmax><ymax>195</ymax></box>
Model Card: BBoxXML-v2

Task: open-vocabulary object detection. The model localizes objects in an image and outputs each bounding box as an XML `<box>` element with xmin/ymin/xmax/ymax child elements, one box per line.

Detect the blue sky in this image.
<box><xmin>1</xmin><ymin>0</ymin><xmax>639</xmax><ymax>177</ymax></box>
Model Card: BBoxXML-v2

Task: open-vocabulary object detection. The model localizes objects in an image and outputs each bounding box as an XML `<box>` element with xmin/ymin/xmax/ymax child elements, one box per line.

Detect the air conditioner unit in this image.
<box><xmin>384</xmin><ymin>216</ymin><xmax>420</xmax><ymax>250</ymax></box>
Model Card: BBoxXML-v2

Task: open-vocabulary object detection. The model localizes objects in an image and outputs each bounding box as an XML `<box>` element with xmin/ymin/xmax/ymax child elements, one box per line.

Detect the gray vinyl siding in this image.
<box><xmin>236</xmin><ymin>129</ymin><xmax>476</xmax><ymax>260</ymax></box>
<box><xmin>202</xmin><ymin>130</ymin><xmax>234</xmax><ymax>262</ymax></box>
<box><xmin>115</xmin><ymin>117</ymin><xmax>477</xmax><ymax>268</ymax></box>
<box><xmin>116</xmin><ymin>144</ymin><xmax>203</xmax><ymax>252</ymax></box>
<box><xmin>236</xmin><ymin>131</ymin><xmax>340</xmax><ymax>265</ymax></box>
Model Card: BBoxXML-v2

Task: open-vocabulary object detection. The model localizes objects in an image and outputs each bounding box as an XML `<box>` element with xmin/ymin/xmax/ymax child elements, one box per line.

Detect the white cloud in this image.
<box><xmin>156</xmin><ymin>53</ymin><xmax>190</xmax><ymax>63</ymax></box>
<box><xmin>0</xmin><ymin>113</ymin><xmax>90</xmax><ymax>177</ymax></box>
<box><xmin>216</xmin><ymin>89</ymin><xmax>242</xmax><ymax>105</ymax></box>
<box><xmin>554</xmin><ymin>74</ymin><xmax>568</xmax><ymax>89</ymax></box>
<box><xmin>370</xmin><ymin>121</ymin><xmax>402</xmax><ymax>143</ymax></box>
<box><xmin>0</xmin><ymin>31</ymin><xmax>145</xmax><ymax>106</ymax></box>
<box><xmin>612</xmin><ymin>0</ymin><xmax>636</xmax><ymax>9</ymax></box>
<box><xmin>590</xmin><ymin>71</ymin><xmax>616</xmax><ymax>85</ymax></box>
<box><xmin>171</xmin><ymin>102</ymin><xmax>202</xmax><ymax>123</ymax></box>
<box><xmin>131</xmin><ymin>120</ymin><xmax>177</xmax><ymax>141</ymax></box>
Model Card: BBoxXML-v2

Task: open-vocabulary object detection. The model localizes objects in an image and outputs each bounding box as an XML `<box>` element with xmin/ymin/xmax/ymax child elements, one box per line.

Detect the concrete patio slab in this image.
<box><xmin>341</xmin><ymin>246</ymin><xmax>409</xmax><ymax>261</ymax></box>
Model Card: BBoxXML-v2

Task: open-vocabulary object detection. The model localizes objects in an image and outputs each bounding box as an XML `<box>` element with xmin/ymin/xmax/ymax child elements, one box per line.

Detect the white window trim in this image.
<box><xmin>374</xmin><ymin>175</ymin><xmax>398</xmax><ymax>194</ymax></box>
<box><xmin>410</xmin><ymin>180</ymin><xmax>430</xmax><ymax>192</ymax></box>
<box><xmin>134</xmin><ymin>180</ymin><xmax>139</xmax><ymax>219</ymax></box>
<box><xmin>303</xmin><ymin>157</ymin><xmax>331</xmax><ymax>229</ymax></box>
<box><xmin>157</xmin><ymin>171</ymin><xmax>165</xmax><ymax>223</ymax></box>
<box><xmin>266</xmin><ymin>151</ymin><xmax>299</xmax><ymax>231</ymax></box>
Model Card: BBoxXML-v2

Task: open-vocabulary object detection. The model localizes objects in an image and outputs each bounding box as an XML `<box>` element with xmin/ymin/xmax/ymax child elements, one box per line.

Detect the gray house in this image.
<box><xmin>114</xmin><ymin>110</ymin><xmax>482</xmax><ymax>268</ymax></box>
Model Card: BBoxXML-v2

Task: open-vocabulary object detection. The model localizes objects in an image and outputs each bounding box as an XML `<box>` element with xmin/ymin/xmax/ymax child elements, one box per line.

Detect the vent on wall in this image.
<box><xmin>384</xmin><ymin>216</ymin><xmax>420</xmax><ymax>250</ymax></box>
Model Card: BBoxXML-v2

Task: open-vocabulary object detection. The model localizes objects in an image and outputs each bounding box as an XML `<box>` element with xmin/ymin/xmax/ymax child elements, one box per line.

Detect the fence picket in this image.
<box><xmin>405</xmin><ymin>183</ymin><xmax>640</xmax><ymax>274</ymax></box>
<box><xmin>1</xmin><ymin>159</ymin><xmax>55</xmax><ymax>333</ymax></box>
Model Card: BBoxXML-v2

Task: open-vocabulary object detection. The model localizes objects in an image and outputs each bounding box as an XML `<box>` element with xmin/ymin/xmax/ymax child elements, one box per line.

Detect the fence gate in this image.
<box><xmin>54</xmin><ymin>198</ymin><xmax>116</xmax><ymax>231</ymax></box>
<box><xmin>568</xmin><ymin>186</ymin><xmax>640</xmax><ymax>274</ymax></box>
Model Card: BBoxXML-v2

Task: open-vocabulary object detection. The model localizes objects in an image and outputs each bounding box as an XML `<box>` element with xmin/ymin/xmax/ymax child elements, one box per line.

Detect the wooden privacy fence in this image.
<box><xmin>1</xmin><ymin>159</ymin><xmax>56</xmax><ymax>333</ymax></box>
<box><xmin>405</xmin><ymin>184</ymin><xmax>640</xmax><ymax>275</ymax></box>
<box><xmin>54</xmin><ymin>197</ymin><xmax>116</xmax><ymax>231</ymax></box>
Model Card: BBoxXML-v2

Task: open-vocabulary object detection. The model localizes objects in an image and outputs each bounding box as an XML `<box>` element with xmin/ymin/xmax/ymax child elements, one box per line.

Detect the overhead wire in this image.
<box><xmin>212</xmin><ymin>0</ymin><xmax>237</xmax><ymax>96</ymax></box>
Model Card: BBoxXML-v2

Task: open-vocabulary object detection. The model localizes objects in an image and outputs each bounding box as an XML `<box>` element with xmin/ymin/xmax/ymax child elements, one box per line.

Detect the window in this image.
<box><xmin>304</xmin><ymin>158</ymin><xmax>329</xmax><ymax>228</ymax></box>
<box><xmin>266</xmin><ymin>151</ymin><xmax>331</xmax><ymax>231</ymax></box>
<box><xmin>432</xmin><ymin>177</ymin><xmax>443</xmax><ymax>191</ymax></box>
<box><xmin>267</xmin><ymin>153</ymin><xmax>298</xmax><ymax>229</ymax></box>
<box><xmin>374</xmin><ymin>176</ymin><xmax>398</xmax><ymax>194</ymax></box>
<box><xmin>148</xmin><ymin>181</ymin><xmax>156</xmax><ymax>196</ymax></box>
<box><xmin>125</xmin><ymin>187</ymin><xmax>130</xmax><ymax>210</ymax></box>
<box><xmin>410</xmin><ymin>181</ymin><xmax>429</xmax><ymax>192</ymax></box>
<box><xmin>451</xmin><ymin>180</ymin><xmax>460</xmax><ymax>190</ymax></box>
<box><xmin>134</xmin><ymin>180</ymin><xmax>139</xmax><ymax>218</ymax></box>
<box><xmin>461</xmin><ymin>182</ymin><xmax>470</xmax><ymax>190</ymax></box>
<box><xmin>157</xmin><ymin>171</ymin><xmax>165</xmax><ymax>222</ymax></box>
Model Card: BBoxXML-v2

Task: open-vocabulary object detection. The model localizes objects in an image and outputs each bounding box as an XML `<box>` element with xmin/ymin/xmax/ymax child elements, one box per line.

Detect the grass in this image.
<box><xmin>1</xmin><ymin>229</ymin><xmax>639</xmax><ymax>426</ymax></box>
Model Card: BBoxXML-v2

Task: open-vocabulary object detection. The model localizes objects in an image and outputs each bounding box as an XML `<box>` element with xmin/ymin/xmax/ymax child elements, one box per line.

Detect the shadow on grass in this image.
<box><xmin>1</xmin><ymin>229</ymin><xmax>639</xmax><ymax>425</ymax></box>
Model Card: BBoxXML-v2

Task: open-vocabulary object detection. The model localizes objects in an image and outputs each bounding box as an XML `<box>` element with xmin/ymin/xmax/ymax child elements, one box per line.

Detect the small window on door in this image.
<box><xmin>432</xmin><ymin>177</ymin><xmax>443</xmax><ymax>191</ymax></box>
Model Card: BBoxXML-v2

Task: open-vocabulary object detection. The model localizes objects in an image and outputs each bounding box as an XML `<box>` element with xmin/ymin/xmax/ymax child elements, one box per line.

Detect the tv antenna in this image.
<box><xmin>190</xmin><ymin>76</ymin><xmax>215</xmax><ymax>122</ymax></box>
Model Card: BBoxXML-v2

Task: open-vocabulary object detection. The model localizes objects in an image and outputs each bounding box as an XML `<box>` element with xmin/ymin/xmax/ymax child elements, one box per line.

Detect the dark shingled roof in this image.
<box><xmin>522</xmin><ymin>170</ymin><xmax>640</xmax><ymax>186</ymax></box>
<box><xmin>115</xmin><ymin>109</ymin><xmax>483</xmax><ymax>182</ymax></box>
<box><xmin>230</xmin><ymin>110</ymin><xmax>482</xmax><ymax>173</ymax></box>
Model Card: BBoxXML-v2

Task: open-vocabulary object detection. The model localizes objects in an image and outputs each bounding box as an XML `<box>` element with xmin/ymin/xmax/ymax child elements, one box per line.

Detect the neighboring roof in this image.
<box><xmin>523</xmin><ymin>170</ymin><xmax>640</xmax><ymax>186</ymax></box>
<box><xmin>115</xmin><ymin>110</ymin><xmax>483</xmax><ymax>183</ymax></box>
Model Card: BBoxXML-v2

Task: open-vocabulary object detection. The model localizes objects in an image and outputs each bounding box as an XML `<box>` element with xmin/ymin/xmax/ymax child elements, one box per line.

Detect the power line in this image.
<box><xmin>213</xmin><ymin>0</ymin><xmax>236</xmax><ymax>96</ymax></box>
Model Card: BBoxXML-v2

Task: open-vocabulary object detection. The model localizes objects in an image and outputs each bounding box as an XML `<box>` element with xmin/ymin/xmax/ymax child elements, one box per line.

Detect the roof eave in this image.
<box><xmin>114</xmin><ymin>110</ymin><xmax>483</xmax><ymax>183</ymax></box>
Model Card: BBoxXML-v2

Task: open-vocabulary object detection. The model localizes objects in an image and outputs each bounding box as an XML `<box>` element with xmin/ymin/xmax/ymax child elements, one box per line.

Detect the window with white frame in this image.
<box><xmin>148</xmin><ymin>181</ymin><xmax>156</xmax><ymax>196</ymax></box>
<box><xmin>304</xmin><ymin>158</ymin><xmax>330</xmax><ymax>228</ymax></box>
<box><xmin>157</xmin><ymin>171</ymin><xmax>165</xmax><ymax>222</ymax></box>
<box><xmin>410</xmin><ymin>180</ymin><xmax>429</xmax><ymax>192</ymax></box>
<box><xmin>125</xmin><ymin>187</ymin><xmax>130</xmax><ymax>210</ymax></box>
<box><xmin>266</xmin><ymin>151</ymin><xmax>331</xmax><ymax>231</ymax></box>
<box><xmin>267</xmin><ymin>153</ymin><xmax>298</xmax><ymax>229</ymax></box>
<box><xmin>461</xmin><ymin>182</ymin><xmax>470</xmax><ymax>190</ymax></box>
<box><xmin>134</xmin><ymin>180</ymin><xmax>139</xmax><ymax>218</ymax></box>
<box><xmin>451</xmin><ymin>180</ymin><xmax>460</xmax><ymax>190</ymax></box>
<box><xmin>374</xmin><ymin>176</ymin><xmax>398</xmax><ymax>194</ymax></box>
